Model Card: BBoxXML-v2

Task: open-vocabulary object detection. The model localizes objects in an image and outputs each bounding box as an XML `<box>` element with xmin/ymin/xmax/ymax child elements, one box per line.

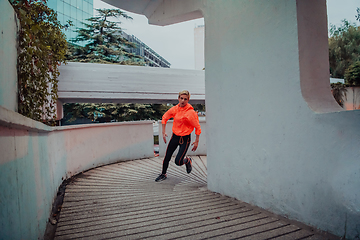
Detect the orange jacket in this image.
<box><xmin>162</xmin><ymin>103</ymin><xmax>201</xmax><ymax>136</ymax></box>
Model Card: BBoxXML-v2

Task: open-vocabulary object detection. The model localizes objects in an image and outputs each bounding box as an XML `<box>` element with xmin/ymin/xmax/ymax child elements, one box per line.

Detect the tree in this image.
<box><xmin>63</xmin><ymin>103</ymin><xmax>172</xmax><ymax>124</ymax></box>
<box><xmin>67</xmin><ymin>9</ymin><xmax>143</xmax><ymax>65</ymax></box>
<box><xmin>10</xmin><ymin>0</ymin><xmax>68</xmax><ymax>125</ymax></box>
<box><xmin>344</xmin><ymin>61</ymin><xmax>360</xmax><ymax>86</ymax></box>
<box><xmin>329</xmin><ymin>20</ymin><xmax>360</xmax><ymax>79</ymax></box>
<box><xmin>192</xmin><ymin>104</ymin><xmax>206</xmax><ymax>113</ymax></box>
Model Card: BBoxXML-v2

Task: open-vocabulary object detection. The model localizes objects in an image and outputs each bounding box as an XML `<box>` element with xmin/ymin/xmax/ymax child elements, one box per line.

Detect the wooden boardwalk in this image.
<box><xmin>54</xmin><ymin>156</ymin><xmax>337</xmax><ymax>240</ymax></box>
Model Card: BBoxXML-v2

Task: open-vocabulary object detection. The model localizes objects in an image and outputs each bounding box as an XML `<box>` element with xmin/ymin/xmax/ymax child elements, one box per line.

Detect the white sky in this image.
<box><xmin>93</xmin><ymin>0</ymin><xmax>359</xmax><ymax>70</ymax></box>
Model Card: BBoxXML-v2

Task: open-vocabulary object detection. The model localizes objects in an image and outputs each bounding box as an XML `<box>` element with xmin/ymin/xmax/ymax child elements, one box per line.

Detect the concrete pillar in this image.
<box><xmin>203</xmin><ymin>1</ymin><xmax>360</xmax><ymax>238</ymax></box>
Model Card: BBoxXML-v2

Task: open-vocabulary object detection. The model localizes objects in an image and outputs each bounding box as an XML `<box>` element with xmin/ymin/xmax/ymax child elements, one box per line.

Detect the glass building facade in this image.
<box><xmin>122</xmin><ymin>33</ymin><xmax>171</xmax><ymax>68</ymax></box>
<box><xmin>46</xmin><ymin>0</ymin><xmax>170</xmax><ymax>67</ymax></box>
<box><xmin>47</xmin><ymin>0</ymin><xmax>93</xmax><ymax>41</ymax></box>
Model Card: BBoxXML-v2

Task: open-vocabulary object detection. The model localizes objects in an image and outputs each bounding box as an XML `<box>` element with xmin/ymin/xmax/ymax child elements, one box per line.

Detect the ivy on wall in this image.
<box><xmin>10</xmin><ymin>0</ymin><xmax>68</xmax><ymax>125</ymax></box>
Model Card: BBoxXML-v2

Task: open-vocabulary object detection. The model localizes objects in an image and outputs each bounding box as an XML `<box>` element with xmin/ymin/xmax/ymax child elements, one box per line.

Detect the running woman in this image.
<box><xmin>155</xmin><ymin>90</ymin><xmax>202</xmax><ymax>182</ymax></box>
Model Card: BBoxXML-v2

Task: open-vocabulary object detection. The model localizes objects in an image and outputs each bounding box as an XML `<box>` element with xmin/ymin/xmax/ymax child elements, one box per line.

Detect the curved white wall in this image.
<box><xmin>0</xmin><ymin>106</ymin><xmax>154</xmax><ymax>239</ymax></box>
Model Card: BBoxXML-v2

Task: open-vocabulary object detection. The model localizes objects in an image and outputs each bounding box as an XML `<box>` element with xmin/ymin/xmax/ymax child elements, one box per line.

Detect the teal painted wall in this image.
<box><xmin>0</xmin><ymin>129</ymin><xmax>56</xmax><ymax>239</ymax></box>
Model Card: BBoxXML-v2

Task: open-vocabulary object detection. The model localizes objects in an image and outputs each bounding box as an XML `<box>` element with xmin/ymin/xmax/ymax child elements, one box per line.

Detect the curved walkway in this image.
<box><xmin>54</xmin><ymin>156</ymin><xmax>337</xmax><ymax>240</ymax></box>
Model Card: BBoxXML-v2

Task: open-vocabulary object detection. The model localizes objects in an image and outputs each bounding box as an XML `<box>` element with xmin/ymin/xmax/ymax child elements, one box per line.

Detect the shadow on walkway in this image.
<box><xmin>52</xmin><ymin>156</ymin><xmax>339</xmax><ymax>240</ymax></box>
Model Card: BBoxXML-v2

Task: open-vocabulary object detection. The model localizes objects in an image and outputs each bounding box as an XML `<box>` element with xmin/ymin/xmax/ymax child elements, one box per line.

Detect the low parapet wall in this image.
<box><xmin>0</xmin><ymin>106</ymin><xmax>154</xmax><ymax>239</ymax></box>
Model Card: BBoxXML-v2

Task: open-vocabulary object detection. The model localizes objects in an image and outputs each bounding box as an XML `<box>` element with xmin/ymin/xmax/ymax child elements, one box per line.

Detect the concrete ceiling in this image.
<box><xmin>102</xmin><ymin>0</ymin><xmax>163</xmax><ymax>18</ymax></box>
<box><xmin>101</xmin><ymin>0</ymin><xmax>203</xmax><ymax>26</ymax></box>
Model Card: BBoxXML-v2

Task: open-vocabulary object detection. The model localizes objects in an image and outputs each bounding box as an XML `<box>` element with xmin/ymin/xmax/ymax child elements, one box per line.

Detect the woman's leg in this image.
<box><xmin>174</xmin><ymin>135</ymin><xmax>191</xmax><ymax>166</ymax></box>
<box><xmin>161</xmin><ymin>134</ymin><xmax>179</xmax><ymax>174</ymax></box>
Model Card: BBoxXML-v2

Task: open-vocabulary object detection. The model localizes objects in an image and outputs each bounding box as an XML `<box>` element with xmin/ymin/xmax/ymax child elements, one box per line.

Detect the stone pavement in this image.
<box><xmin>53</xmin><ymin>156</ymin><xmax>339</xmax><ymax>240</ymax></box>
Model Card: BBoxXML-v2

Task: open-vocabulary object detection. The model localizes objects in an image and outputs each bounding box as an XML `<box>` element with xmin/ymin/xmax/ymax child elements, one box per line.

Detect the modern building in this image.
<box><xmin>122</xmin><ymin>32</ymin><xmax>171</xmax><ymax>68</ymax></box>
<box><xmin>46</xmin><ymin>0</ymin><xmax>170</xmax><ymax>68</ymax></box>
<box><xmin>47</xmin><ymin>0</ymin><xmax>94</xmax><ymax>42</ymax></box>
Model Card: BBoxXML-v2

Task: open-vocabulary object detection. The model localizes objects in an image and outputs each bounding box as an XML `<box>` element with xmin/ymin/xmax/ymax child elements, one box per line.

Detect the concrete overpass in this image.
<box><xmin>57</xmin><ymin>62</ymin><xmax>205</xmax><ymax>105</ymax></box>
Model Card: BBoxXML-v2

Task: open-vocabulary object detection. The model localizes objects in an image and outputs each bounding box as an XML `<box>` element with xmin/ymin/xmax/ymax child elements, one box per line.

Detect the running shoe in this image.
<box><xmin>185</xmin><ymin>157</ymin><xmax>192</xmax><ymax>174</ymax></box>
<box><xmin>155</xmin><ymin>174</ymin><xmax>167</xmax><ymax>182</ymax></box>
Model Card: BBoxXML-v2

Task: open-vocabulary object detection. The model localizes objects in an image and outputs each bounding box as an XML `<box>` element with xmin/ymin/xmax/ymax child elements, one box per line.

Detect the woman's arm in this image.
<box><xmin>162</xmin><ymin>123</ymin><xmax>168</xmax><ymax>143</ymax></box>
<box><xmin>191</xmin><ymin>134</ymin><xmax>200</xmax><ymax>151</ymax></box>
<box><xmin>162</xmin><ymin>106</ymin><xmax>176</xmax><ymax>144</ymax></box>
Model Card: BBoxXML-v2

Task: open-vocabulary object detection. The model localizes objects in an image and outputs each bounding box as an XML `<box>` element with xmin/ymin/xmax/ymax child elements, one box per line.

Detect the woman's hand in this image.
<box><xmin>191</xmin><ymin>141</ymin><xmax>199</xmax><ymax>151</ymax></box>
<box><xmin>163</xmin><ymin>133</ymin><xmax>168</xmax><ymax>144</ymax></box>
<box><xmin>162</xmin><ymin>123</ymin><xmax>168</xmax><ymax>143</ymax></box>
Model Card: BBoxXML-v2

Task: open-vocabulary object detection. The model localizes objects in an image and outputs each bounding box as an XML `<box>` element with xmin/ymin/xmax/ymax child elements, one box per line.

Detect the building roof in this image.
<box><xmin>58</xmin><ymin>62</ymin><xmax>205</xmax><ymax>104</ymax></box>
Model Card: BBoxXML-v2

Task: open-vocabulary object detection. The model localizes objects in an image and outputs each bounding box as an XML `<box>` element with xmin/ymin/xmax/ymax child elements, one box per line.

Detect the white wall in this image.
<box><xmin>343</xmin><ymin>87</ymin><xmax>360</xmax><ymax>110</ymax></box>
<box><xmin>0</xmin><ymin>105</ymin><xmax>154</xmax><ymax>239</ymax></box>
<box><xmin>194</xmin><ymin>25</ymin><xmax>205</xmax><ymax>70</ymax></box>
<box><xmin>203</xmin><ymin>1</ymin><xmax>360</xmax><ymax>238</ymax></box>
<box><xmin>0</xmin><ymin>0</ymin><xmax>17</xmax><ymax>111</ymax></box>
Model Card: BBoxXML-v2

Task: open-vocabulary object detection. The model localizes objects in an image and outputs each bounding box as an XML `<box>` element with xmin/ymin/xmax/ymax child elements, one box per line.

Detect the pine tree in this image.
<box><xmin>68</xmin><ymin>9</ymin><xmax>143</xmax><ymax>65</ymax></box>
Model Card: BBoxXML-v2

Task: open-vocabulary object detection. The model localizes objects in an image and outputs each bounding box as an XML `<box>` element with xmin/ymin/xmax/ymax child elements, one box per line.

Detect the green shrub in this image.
<box><xmin>345</xmin><ymin>61</ymin><xmax>360</xmax><ymax>86</ymax></box>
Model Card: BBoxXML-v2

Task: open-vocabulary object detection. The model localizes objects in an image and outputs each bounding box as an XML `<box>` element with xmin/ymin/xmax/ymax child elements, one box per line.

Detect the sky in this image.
<box><xmin>93</xmin><ymin>0</ymin><xmax>359</xmax><ymax>70</ymax></box>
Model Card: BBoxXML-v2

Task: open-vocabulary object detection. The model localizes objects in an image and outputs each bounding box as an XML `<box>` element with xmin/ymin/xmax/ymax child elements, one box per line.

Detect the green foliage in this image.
<box><xmin>10</xmin><ymin>0</ymin><xmax>68</xmax><ymax>125</ymax></box>
<box><xmin>329</xmin><ymin>20</ymin><xmax>360</xmax><ymax>79</ymax></box>
<box><xmin>63</xmin><ymin>103</ymin><xmax>172</xmax><ymax>124</ymax></box>
<box><xmin>154</xmin><ymin>135</ymin><xmax>159</xmax><ymax>144</ymax></box>
<box><xmin>331</xmin><ymin>82</ymin><xmax>347</xmax><ymax>108</ymax></box>
<box><xmin>192</xmin><ymin>104</ymin><xmax>206</xmax><ymax>112</ymax></box>
<box><xmin>67</xmin><ymin>9</ymin><xmax>144</xmax><ymax>65</ymax></box>
<box><xmin>344</xmin><ymin>61</ymin><xmax>360</xmax><ymax>86</ymax></box>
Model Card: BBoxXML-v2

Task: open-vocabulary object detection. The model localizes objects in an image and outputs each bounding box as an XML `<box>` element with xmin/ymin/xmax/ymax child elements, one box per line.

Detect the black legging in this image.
<box><xmin>162</xmin><ymin>133</ymin><xmax>191</xmax><ymax>174</ymax></box>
